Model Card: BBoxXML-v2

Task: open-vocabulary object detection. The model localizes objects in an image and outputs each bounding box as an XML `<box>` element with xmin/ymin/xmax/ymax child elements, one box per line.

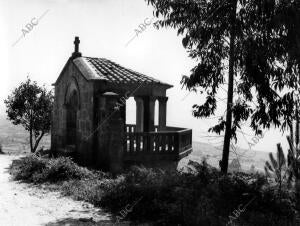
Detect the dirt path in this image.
<box><xmin>0</xmin><ymin>155</ymin><xmax>119</xmax><ymax>226</ymax></box>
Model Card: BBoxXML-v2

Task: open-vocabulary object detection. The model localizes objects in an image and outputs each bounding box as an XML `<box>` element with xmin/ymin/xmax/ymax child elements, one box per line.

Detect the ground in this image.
<box><xmin>0</xmin><ymin>154</ymin><xmax>121</xmax><ymax>226</ymax></box>
<box><xmin>0</xmin><ymin>117</ymin><xmax>270</xmax><ymax>225</ymax></box>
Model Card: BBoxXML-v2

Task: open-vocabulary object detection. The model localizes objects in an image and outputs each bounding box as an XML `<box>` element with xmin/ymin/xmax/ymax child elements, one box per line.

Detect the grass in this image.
<box><xmin>8</xmin><ymin>154</ymin><xmax>300</xmax><ymax>226</ymax></box>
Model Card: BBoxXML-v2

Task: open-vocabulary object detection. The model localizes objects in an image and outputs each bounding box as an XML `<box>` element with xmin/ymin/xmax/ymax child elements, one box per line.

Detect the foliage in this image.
<box><xmin>100</xmin><ymin>161</ymin><xmax>296</xmax><ymax>225</ymax></box>
<box><xmin>9</xmin><ymin>155</ymin><xmax>48</xmax><ymax>182</ymax></box>
<box><xmin>264</xmin><ymin>143</ymin><xmax>290</xmax><ymax>198</ymax></box>
<box><xmin>265</xmin><ymin>120</ymin><xmax>300</xmax><ymax>212</ymax></box>
<box><xmin>9</xmin><ymin>156</ymin><xmax>298</xmax><ymax>225</ymax></box>
<box><xmin>287</xmin><ymin>132</ymin><xmax>300</xmax><ymax>184</ymax></box>
<box><xmin>8</xmin><ymin>155</ymin><xmax>97</xmax><ymax>183</ymax></box>
<box><xmin>61</xmin><ymin>177</ymin><xmax>123</xmax><ymax>207</ymax></box>
<box><xmin>146</xmin><ymin>0</ymin><xmax>300</xmax><ymax>173</ymax></box>
<box><xmin>4</xmin><ymin>77</ymin><xmax>53</xmax><ymax>153</ymax></box>
<box><xmin>287</xmin><ymin>118</ymin><xmax>300</xmax><ymax>210</ymax></box>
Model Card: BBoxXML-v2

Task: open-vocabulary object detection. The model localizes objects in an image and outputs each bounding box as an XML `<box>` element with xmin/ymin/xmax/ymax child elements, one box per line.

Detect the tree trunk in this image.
<box><xmin>221</xmin><ymin>0</ymin><xmax>237</xmax><ymax>174</ymax></box>
<box><xmin>29</xmin><ymin>128</ymin><xmax>34</xmax><ymax>153</ymax></box>
<box><xmin>296</xmin><ymin>107</ymin><xmax>299</xmax><ymax>148</ymax></box>
<box><xmin>32</xmin><ymin>132</ymin><xmax>45</xmax><ymax>153</ymax></box>
<box><xmin>289</xmin><ymin>121</ymin><xmax>294</xmax><ymax>145</ymax></box>
<box><xmin>296</xmin><ymin>179</ymin><xmax>300</xmax><ymax>210</ymax></box>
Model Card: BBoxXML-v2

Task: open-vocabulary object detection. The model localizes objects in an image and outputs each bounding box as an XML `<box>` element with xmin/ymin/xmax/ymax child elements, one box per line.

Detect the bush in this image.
<box><xmin>61</xmin><ymin>177</ymin><xmax>123</xmax><ymax>206</ymax></box>
<box><xmin>9</xmin><ymin>155</ymin><xmax>48</xmax><ymax>182</ymax></box>
<box><xmin>99</xmin><ymin>161</ymin><xmax>298</xmax><ymax>225</ymax></box>
<box><xmin>99</xmin><ymin>163</ymin><xmax>221</xmax><ymax>224</ymax></box>
<box><xmin>9</xmin><ymin>156</ymin><xmax>299</xmax><ymax>225</ymax></box>
<box><xmin>9</xmin><ymin>155</ymin><xmax>98</xmax><ymax>183</ymax></box>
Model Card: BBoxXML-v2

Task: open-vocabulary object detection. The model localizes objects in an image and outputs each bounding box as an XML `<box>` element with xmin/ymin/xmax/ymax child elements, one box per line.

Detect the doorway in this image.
<box><xmin>66</xmin><ymin>90</ymin><xmax>78</xmax><ymax>145</ymax></box>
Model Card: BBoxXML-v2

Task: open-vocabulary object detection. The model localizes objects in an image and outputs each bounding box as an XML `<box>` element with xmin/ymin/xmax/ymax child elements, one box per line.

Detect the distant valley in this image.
<box><xmin>0</xmin><ymin>115</ymin><xmax>269</xmax><ymax>172</ymax></box>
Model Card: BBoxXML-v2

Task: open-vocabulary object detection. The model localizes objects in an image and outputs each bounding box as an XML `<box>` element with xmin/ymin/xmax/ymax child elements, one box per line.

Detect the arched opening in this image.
<box><xmin>66</xmin><ymin>90</ymin><xmax>78</xmax><ymax>145</ymax></box>
<box><xmin>155</xmin><ymin>99</ymin><xmax>159</xmax><ymax>128</ymax></box>
<box><xmin>125</xmin><ymin>97</ymin><xmax>136</xmax><ymax>125</ymax></box>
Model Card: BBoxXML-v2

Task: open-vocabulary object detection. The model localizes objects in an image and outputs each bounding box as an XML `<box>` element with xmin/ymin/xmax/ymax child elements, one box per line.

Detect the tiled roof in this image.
<box><xmin>73</xmin><ymin>56</ymin><xmax>172</xmax><ymax>87</ymax></box>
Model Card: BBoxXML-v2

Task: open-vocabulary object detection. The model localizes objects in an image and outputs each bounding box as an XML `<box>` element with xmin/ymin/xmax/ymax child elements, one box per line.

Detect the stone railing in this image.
<box><xmin>124</xmin><ymin>124</ymin><xmax>192</xmax><ymax>161</ymax></box>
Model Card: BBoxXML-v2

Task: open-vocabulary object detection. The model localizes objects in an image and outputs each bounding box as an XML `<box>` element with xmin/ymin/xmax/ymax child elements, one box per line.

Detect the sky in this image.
<box><xmin>0</xmin><ymin>0</ymin><xmax>290</xmax><ymax>156</ymax></box>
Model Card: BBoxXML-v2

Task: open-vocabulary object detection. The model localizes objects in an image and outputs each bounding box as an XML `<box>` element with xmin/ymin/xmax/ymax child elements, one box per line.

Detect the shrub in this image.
<box><xmin>9</xmin><ymin>156</ymin><xmax>299</xmax><ymax>225</ymax></box>
<box><xmin>62</xmin><ymin>177</ymin><xmax>123</xmax><ymax>206</ymax></box>
<box><xmin>100</xmin><ymin>161</ymin><xmax>297</xmax><ymax>225</ymax></box>
<box><xmin>38</xmin><ymin>157</ymin><xmax>93</xmax><ymax>182</ymax></box>
<box><xmin>99</xmin><ymin>165</ymin><xmax>182</xmax><ymax>224</ymax></box>
<box><xmin>9</xmin><ymin>155</ymin><xmax>99</xmax><ymax>183</ymax></box>
<box><xmin>9</xmin><ymin>155</ymin><xmax>47</xmax><ymax>182</ymax></box>
<box><xmin>265</xmin><ymin>143</ymin><xmax>290</xmax><ymax>196</ymax></box>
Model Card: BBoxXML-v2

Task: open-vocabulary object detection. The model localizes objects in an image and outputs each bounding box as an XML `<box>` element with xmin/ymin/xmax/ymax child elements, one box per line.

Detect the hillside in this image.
<box><xmin>0</xmin><ymin>116</ymin><xmax>270</xmax><ymax>172</ymax></box>
<box><xmin>190</xmin><ymin>141</ymin><xmax>270</xmax><ymax>172</ymax></box>
<box><xmin>0</xmin><ymin>116</ymin><xmax>50</xmax><ymax>153</ymax></box>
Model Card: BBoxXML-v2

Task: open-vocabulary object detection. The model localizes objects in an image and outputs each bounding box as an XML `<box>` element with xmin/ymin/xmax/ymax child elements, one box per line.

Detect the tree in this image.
<box><xmin>228</xmin><ymin>158</ymin><xmax>241</xmax><ymax>173</ymax></box>
<box><xmin>287</xmin><ymin>118</ymin><xmax>300</xmax><ymax>209</ymax></box>
<box><xmin>265</xmin><ymin>143</ymin><xmax>289</xmax><ymax>198</ymax></box>
<box><xmin>287</xmin><ymin>113</ymin><xmax>300</xmax><ymax>182</ymax></box>
<box><xmin>4</xmin><ymin>78</ymin><xmax>53</xmax><ymax>153</ymax></box>
<box><xmin>146</xmin><ymin>0</ymin><xmax>299</xmax><ymax>173</ymax></box>
<box><xmin>249</xmin><ymin>164</ymin><xmax>255</xmax><ymax>174</ymax></box>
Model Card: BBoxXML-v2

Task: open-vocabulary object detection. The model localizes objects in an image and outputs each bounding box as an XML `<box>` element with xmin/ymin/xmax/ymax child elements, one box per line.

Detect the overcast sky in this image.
<box><xmin>0</xmin><ymin>0</ymin><xmax>289</xmax><ymax>155</ymax></box>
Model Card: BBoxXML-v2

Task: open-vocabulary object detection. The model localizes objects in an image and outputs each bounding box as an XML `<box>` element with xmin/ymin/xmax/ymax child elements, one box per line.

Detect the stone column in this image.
<box><xmin>158</xmin><ymin>97</ymin><xmax>168</xmax><ymax>131</ymax></box>
<box><xmin>134</xmin><ymin>97</ymin><xmax>144</xmax><ymax>132</ymax></box>
<box><xmin>143</xmin><ymin>96</ymin><xmax>156</xmax><ymax>132</ymax></box>
<box><xmin>97</xmin><ymin>92</ymin><xmax>124</xmax><ymax>174</ymax></box>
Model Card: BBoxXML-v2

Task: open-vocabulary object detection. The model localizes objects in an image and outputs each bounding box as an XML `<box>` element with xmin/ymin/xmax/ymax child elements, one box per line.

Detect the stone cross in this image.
<box><xmin>74</xmin><ymin>36</ymin><xmax>80</xmax><ymax>53</ymax></box>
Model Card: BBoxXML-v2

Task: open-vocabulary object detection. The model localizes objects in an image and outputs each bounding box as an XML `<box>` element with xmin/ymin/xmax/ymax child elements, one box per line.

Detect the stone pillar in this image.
<box><xmin>158</xmin><ymin>97</ymin><xmax>168</xmax><ymax>131</ymax></box>
<box><xmin>109</xmin><ymin>116</ymin><xmax>124</xmax><ymax>175</ymax></box>
<box><xmin>134</xmin><ymin>97</ymin><xmax>144</xmax><ymax>132</ymax></box>
<box><xmin>143</xmin><ymin>96</ymin><xmax>156</xmax><ymax>132</ymax></box>
<box><xmin>96</xmin><ymin>92</ymin><xmax>124</xmax><ymax>174</ymax></box>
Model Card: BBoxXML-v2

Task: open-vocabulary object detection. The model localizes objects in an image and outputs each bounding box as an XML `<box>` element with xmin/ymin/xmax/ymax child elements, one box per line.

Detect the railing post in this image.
<box><xmin>168</xmin><ymin>134</ymin><xmax>173</xmax><ymax>152</ymax></box>
<box><xmin>129</xmin><ymin>133</ymin><xmax>134</xmax><ymax>153</ymax></box>
<box><xmin>155</xmin><ymin>133</ymin><xmax>159</xmax><ymax>152</ymax></box>
<box><xmin>147</xmin><ymin>133</ymin><xmax>154</xmax><ymax>153</ymax></box>
<box><xmin>136</xmin><ymin>133</ymin><xmax>141</xmax><ymax>152</ymax></box>
<box><xmin>174</xmin><ymin>132</ymin><xmax>180</xmax><ymax>156</ymax></box>
<box><xmin>142</xmin><ymin>134</ymin><xmax>147</xmax><ymax>152</ymax></box>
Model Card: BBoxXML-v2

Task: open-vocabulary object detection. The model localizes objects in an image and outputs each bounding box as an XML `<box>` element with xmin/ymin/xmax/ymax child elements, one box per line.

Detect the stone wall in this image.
<box><xmin>51</xmin><ymin>59</ymin><xmax>94</xmax><ymax>166</ymax></box>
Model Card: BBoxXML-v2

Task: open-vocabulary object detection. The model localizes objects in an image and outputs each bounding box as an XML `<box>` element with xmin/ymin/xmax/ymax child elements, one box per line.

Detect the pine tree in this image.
<box><xmin>265</xmin><ymin>143</ymin><xmax>289</xmax><ymax>197</ymax></box>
